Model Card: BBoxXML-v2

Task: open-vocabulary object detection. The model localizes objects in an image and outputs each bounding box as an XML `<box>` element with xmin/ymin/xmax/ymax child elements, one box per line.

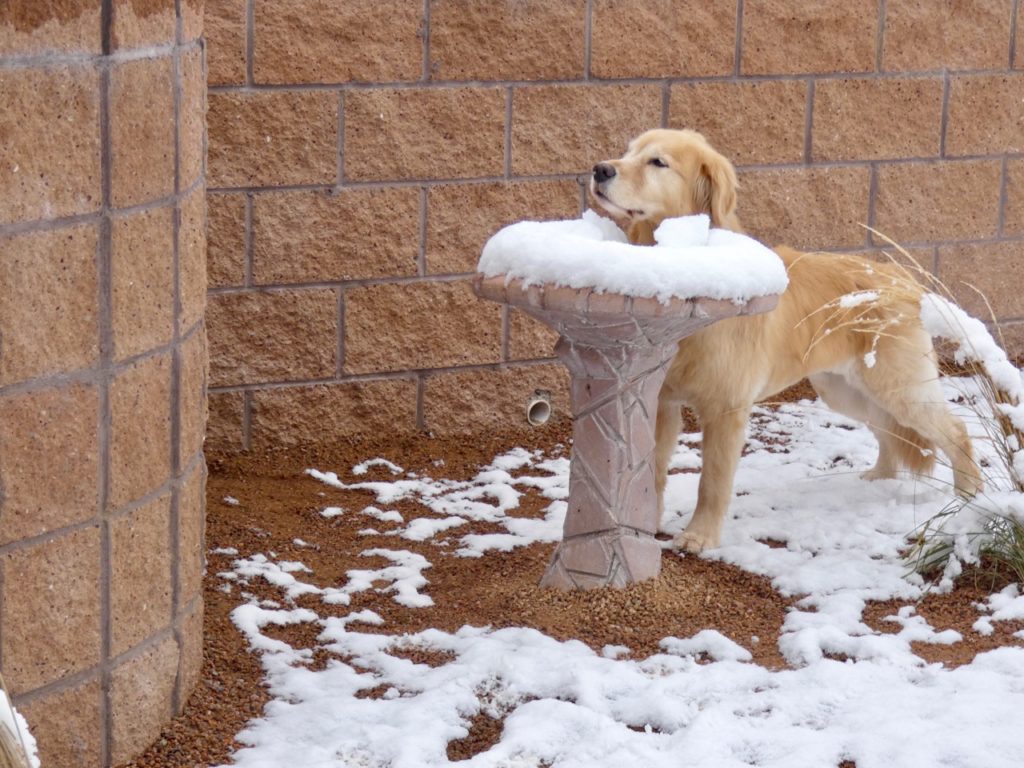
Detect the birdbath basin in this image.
<box><xmin>476</xmin><ymin>213</ymin><xmax>786</xmax><ymax>589</ymax></box>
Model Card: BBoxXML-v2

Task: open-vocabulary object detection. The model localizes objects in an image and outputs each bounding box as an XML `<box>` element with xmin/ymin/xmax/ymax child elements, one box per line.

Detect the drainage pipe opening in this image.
<box><xmin>526</xmin><ymin>390</ymin><xmax>552</xmax><ymax>426</ymax></box>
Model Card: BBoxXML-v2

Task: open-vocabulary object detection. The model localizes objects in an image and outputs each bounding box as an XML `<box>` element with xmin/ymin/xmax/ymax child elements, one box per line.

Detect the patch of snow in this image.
<box><xmin>838</xmin><ymin>290</ymin><xmax>880</xmax><ymax>308</ymax></box>
<box><xmin>360</xmin><ymin>506</ymin><xmax>404</xmax><ymax>524</ymax></box>
<box><xmin>974</xmin><ymin>584</ymin><xmax>1024</xmax><ymax>636</ymax></box>
<box><xmin>346</xmin><ymin>549</ymin><xmax>434</xmax><ymax>608</ymax></box>
<box><xmin>660</xmin><ymin>630</ymin><xmax>753</xmax><ymax>662</ymax></box>
<box><xmin>352</xmin><ymin>458</ymin><xmax>405</xmax><ymax>476</ymax></box>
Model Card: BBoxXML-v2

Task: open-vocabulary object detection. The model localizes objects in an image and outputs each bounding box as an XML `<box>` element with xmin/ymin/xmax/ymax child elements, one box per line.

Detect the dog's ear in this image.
<box><xmin>692</xmin><ymin>148</ymin><xmax>740</xmax><ymax>231</ymax></box>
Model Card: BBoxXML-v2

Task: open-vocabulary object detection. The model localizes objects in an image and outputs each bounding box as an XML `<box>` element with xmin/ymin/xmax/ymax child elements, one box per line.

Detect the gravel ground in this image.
<box><xmin>119</xmin><ymin>384</ymin><xmax>1023</xmax><ymax>768</ymax></box>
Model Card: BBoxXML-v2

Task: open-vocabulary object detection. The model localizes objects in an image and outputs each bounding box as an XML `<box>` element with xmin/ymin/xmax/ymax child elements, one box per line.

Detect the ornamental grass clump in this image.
<box><xmin>0</xmin><ymin>673</ymin><xmax>34</xmax><ymax>768</ymax></box>
<box><xmin>862</xmin><ymin>230</ymin><xmax>1024</xmax><ymax>589</ymax></box>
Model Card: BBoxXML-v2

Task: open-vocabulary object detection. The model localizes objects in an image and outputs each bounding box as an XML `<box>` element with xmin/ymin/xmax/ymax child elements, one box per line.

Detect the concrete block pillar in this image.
<box><xmin>0</xmin><ymin>2</ymin><xmax>206</xmax><ymax>765</ymax></box>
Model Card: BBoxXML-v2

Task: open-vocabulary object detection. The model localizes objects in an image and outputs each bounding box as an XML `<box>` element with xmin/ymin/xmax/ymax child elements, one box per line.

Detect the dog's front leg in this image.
<box><xmin>654</xmin><ymin>399</ymin><xmax>683</xmax><ymax>518</ymax></box>
<box><xmin>674</xmin><ymin>406</ymin><xmax>750</xmax><ymax>553</ymax></box>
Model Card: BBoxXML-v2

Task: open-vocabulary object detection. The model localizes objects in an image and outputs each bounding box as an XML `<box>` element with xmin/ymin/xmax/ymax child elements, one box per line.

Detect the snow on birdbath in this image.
<box><xmin>475</xmin><ymin>212</ymin><xmax>788</xmax><ymax>589</ymax></box>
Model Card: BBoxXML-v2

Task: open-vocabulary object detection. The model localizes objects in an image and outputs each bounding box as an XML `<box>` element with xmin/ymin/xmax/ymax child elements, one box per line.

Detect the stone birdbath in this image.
<box><xmin>475</xmin><ymin>213</ymin><xmax>786</xmax><ymax>590</ymax></box>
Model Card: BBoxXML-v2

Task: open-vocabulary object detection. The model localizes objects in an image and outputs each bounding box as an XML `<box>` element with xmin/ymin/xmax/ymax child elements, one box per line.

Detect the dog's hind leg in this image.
<box><xmin>809</xmin><ymin>372</ymin><xmax>929</xmax><ymax>481</ymax></box>
<box><xmin>674</xmin><ymin>405</ymin><xmax>751</xmax><ymax>553</ymax></box>
<box><xmin>858</xmin><ymin>334</ymin><xmax>982</xmax><ymax>498</ymax></box>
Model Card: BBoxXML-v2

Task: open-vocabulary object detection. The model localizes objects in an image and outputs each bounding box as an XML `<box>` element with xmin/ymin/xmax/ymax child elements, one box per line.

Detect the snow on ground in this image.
<box><xmin>216</xmin><ymin>379</ymin><xmax>1024</xmax><ymax>768</ymax></box>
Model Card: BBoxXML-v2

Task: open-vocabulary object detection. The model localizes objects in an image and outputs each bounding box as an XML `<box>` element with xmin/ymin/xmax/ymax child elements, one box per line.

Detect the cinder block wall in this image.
<box><xmin>0</xmin><ymin>2</ymin><xmax>206</xmax><ymax>766</ymax></box>
<box><xmin>205</xmin><ymin>0</ymin><xmax>1024</xmax><ymax>451</ymax></box>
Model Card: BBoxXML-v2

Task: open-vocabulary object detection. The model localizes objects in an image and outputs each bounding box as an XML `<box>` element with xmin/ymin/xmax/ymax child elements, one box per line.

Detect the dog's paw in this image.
<box><xmin>860</xmin><ymin>466</ymin><xmax>896</xmax><ymax>482</ymax></box>
<box><xmin>673</xmin><ymin>529</ymin><xmax>719</xmax><ymax>554</ymax></box>
<box><xmin>954</xmin><ymin>471</ymin><xmax>983</xmax><ymax>500</ymax></box>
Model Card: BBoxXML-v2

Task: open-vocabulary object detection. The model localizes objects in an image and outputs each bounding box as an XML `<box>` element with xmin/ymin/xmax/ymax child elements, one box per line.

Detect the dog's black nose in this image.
<box><xmin>593</xmin><ymin>163</ymin><xmax>616</xmax><ymax>183</ymax></box>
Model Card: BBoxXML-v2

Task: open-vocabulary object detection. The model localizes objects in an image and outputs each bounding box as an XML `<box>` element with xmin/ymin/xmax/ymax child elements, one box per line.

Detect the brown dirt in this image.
<box><xmin>119</xmin><ymin>382</ymin><xmax>1023</xmax><ymax>768</ymax></box>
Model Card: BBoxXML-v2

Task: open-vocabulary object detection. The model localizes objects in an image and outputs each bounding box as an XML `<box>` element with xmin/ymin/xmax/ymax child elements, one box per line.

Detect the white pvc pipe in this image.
<box><xmin>526</xmin><ymin>390</ymin><xmax>552</xmax><ymax>426</ymax></box>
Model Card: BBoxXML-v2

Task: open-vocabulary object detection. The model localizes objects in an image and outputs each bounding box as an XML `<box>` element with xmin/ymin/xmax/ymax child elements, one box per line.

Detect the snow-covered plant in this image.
<box><xmin>0</xmin><ymin>673</ymin><xmax>38</xmax><ymax>768</ymax></box>
<box><xmin>863</xmin><ymin>229</ymin><xmax>1024</xmax><ymax>587</ymax></box>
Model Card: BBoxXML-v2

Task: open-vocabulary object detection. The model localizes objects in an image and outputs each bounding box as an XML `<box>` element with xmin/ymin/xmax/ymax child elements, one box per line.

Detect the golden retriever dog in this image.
<box><xmin>591</xmin><ymin>128</ymin><xmax>981</xmax><ymax>553</ymax></box>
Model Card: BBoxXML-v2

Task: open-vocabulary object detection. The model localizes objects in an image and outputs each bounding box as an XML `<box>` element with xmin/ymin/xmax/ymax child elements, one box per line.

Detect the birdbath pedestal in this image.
<box><xmin>474</xmin><ymin>275</ymin><xmax>778</xmax><ymax>589</ymax></box>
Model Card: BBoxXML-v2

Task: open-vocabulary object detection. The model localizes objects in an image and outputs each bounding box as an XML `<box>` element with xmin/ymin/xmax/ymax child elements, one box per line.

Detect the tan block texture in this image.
<box><xmin>206</xmin><ymin>0</ymin><xmax>246</xmax><ymax>85</ymax></box>
<box><xmin>109</xmin><ymin>353</ymin><xmax>173</xmax><ymax>508</ymax></box>
<box><xmin>110</xmin><ymin>0</ymin><xmax>175</xmax><ymax>51</ymax></box>
<box><xmin>0</xmin><ymin>1</ymin><xmax>102</xmax><ymax>55</ymax></box>
<box><xmin>508</xmin><ymin>309</ymin><xmax>559</xmax><ymax>361</ymax></box>
<box><xmin>110</xmin><ymin>493</ymin><xmax>173</xmax><ymax>655</ymax></box>
<box><xmin>591</xmin><ymin>0</ymin><xmax>736</xmax><ymax>78</ymax></box>
<box><xmin>512</xmin><ymin>84</ymin><xmax>662</xmax><ymax>175</ymax></box>
<box><xmin>737</xmin><ymin>166</ymin><xmax>871</xmax><ymax>250</ymax></box>
<box><xmin>250</xmin><ymin>379</ymin><xmax>419</xmax><ymax>447</ymax></box>
<box><xmin>179</xmin><ymin>327</ymin><xmax>209</xmax><ymax>466</ymax></box>
<box><xmin>874</xmin><ymin>161</ymin><xmax>1002</xmax><ymax>243</ymax></box>
<box><xmin>0</xmin><ymin>383</ymin><xmax>99</xmax><ymax>545</ymax></box>
<box><xmin>742</xmin><ymin>0</ymin><xmax>877</xmax><ymax>75</ymax></box>
<box><xmin>177</xmin><ymin>602</ymin><xmax>205</xmax><ymax>705</ymax></box>
<box><xmin>946</xmin><ymin>74</ymin><xmax>1024</xmax><ymax>157</ymax></box>
<box><xmin>109</xmin><ymin>636</ymin><xmax>179</xmax><ymax>765</ymax></box>
<box><xmin>1018</xmin><ymin>3</ymin><xmax>1024</xmax><ymax>70</ymax></box>
<box><xmin>110</xmin><ymin>56</ymin><xmax>175</xmax><ymax>207</ymax></box>
<box><xmin>252</xmin><ymin>188</ymin><xmax>421</xmax><ymax>284</ymax></box>
<box><xmin>344</xmin><ymin>281</ymin><xmax>501</xmax><ymax>373</ymax></box>
<box><xmin>882</xmin><ymin>0</ymin><xmax>1013</xmax><ymax>72</ymax></box>
<box><xmin>1005</xmin><ymin>158</ymin><xmax>1024</xmax><ymax>236</ymax></box>
<box><xmin>208</xmin><ymin>91</ymin><xmax>338</xmax><ymax>187</ymax></box>
<box><xmin>999</xmin><ymin>323</ymin><xmax>1024</xmax><ymax>361</ymax></box>
<box><xmin>430</xmin><ymin>0</ymin><xmax>585</xmax><ymax>81</ymax></box>
<box><xmin>207</xmin><ymin>390</ymin><xmax>246</xmax><ymax>453</ymax></box>
<box><xmin>0</xmin><ymin>225</ymin><xmax>99</xmax><ymax>385</ymax></box>
<box><xmin>18</xmin><ymin>678</ymin><xmax>102</xmax><ymax>768</ymax></box>
<box><xmin>178</xmin><ymin>462</ymin><xmax>207</xmax><ymax>607</ymax></box>
<box><xmin>255</xmin><ymin>0</ymin><xmax>422</xmax><ymax>84</ymax></box>
<box><xmin>938</xmin><ymin>242</ymin><xmax>1024</xmax><ymax>319</ymax></box>
<box><xmin>0</xmin><ymin>65</ymin><xmax>101</xmax><ymax>224</ymax></box>
<box><xmin>813</xmin><ymin>78</ymin><xmax>944</xmax><ymax>161</ymax></box>
<box><xmin>111</xmin><ymin>206</ymin><xmax>175</xmax><ymax>360</ymax></box>
<box><xmin>345</xmin><ymin>88</ymin><xmax>506</xmax><ymax>181</ymax></box>
<box><xmin>181</xmin><ymin>0</ymin><xmax>203</xmax><ymax>41</ymax></box>
<box><xmin>669</xmin><ymin>80</ymin><xmax>807</xmax><ymax>166</ymax></box>
<box><xmin>1</xmin><ymin>527</ymin><xmax>102</xmax><ymax>693</ymax></box>
<box><xmin>1</xmin><ymin>11</ymin><xmax>207</xmax><ymax>767</ymax></box>
<box><xmin>208</xmin><ymin>289</ymin><xmax>338</xmax><ymax>386</ymax></box>
<box><xmin>180</xmin><ymin>187</ymin><xmax>208</xmax><ymax>333</ymax></box>
<box><xmin>208</xmin><ymin>192</ymin><xmax>247</xmax><ymax>288</ymax></box>
<box><xmin>180</xmin><ymin>47</ymin><xmax>206</xmax><ymax>190</ymax></box>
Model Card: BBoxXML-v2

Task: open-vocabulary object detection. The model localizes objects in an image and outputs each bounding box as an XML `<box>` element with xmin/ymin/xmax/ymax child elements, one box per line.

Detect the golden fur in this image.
<box><xmin>591</xmin><ymin>129</ymin><xmax>981</xmax><ymax>553</ymax></box>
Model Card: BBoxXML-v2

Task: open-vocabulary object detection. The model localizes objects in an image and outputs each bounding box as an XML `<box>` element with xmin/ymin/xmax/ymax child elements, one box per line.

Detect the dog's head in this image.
<box><xmin>590</xmin><ymin>129</ymin><xmax>740</xmax><ymax>243</ymax></box>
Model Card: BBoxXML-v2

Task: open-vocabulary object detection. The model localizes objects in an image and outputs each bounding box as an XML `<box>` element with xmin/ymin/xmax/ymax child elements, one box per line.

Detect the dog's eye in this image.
<box><xmin>649</xmin><ymin>157</ymin><xmax>668</xmax><ymax>168</ymax></box>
